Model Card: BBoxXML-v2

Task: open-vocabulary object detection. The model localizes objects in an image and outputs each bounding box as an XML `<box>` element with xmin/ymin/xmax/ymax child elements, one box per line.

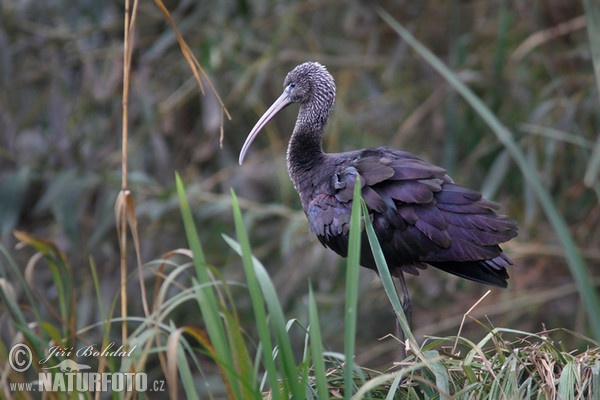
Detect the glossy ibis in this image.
<box><xmin>239</xmin><ymin>62</ymin><xmax>517</xmax><ymax>330</ymax></box>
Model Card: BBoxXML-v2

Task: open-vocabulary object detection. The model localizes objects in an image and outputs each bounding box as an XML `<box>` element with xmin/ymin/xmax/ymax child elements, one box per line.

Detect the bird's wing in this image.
<box><xmin>306</xmin><ymin>148</ymin><xmax>449</xmax><ymax>258</ymax></box>
<box><xmin>307</xmin><ymin>147</ymin><xmax>517</xmax><ymax>275</ymax></box>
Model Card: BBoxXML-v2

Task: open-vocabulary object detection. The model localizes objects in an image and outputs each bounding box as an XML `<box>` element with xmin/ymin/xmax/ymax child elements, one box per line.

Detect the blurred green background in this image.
<box><xmin>1</xmin><ymin>0</ymin><xmax>599</xmax><ymax>369</ymax></box>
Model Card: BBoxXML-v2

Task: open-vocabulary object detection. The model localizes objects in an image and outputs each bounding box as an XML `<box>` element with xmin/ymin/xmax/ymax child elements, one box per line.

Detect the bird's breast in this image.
<box><xmin>306</xmin><ymin>193</ymin><xmax>353</xmax><ymax>238</ymax></box>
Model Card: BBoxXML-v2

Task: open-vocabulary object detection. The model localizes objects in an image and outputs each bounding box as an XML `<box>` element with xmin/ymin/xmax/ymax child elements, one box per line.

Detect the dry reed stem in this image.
<box><xmin>117</xmin><ymin>0</ymin><xmax>139</xmax><ymax>350</ymax></box>
<box><xmin>154</xmin><ymin>0</ymin><xmax>232</xmax><ymax>147</ymax></box>
<box><xmin>452</xmin><ymin>290</ymin><xmax>491</xmax><ymax>355</ymax></box>
<box><xmin>510</xmin><ymin>15</ymin><xmax>586</xmax><ymax>63</ymax></box>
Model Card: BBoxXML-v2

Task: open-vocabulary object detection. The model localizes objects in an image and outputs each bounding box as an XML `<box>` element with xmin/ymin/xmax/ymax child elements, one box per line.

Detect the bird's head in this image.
<box><xmin>239</xmin><ymin>62</ymin><xmax>335</xmax><ymax>165</ymax></box>
<box><xmin>283</xmin><ymin>62</ymin><xmax>335</xmax><ymax>105</ymax></box>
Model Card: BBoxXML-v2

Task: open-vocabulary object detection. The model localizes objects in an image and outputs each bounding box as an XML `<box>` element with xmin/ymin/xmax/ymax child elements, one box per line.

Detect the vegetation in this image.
<box><xmin>1</xmin><ymin>0</ymin><xmax>600</xmax><ymax>398</ymax></box>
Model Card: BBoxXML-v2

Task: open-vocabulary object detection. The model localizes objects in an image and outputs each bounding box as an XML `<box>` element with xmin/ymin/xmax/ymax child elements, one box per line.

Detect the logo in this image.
<box><xmin>9</xmin><ymin>343</ymin><xmax>32</xmax><ymax>372</ymax></box>
<box><xmin>43</xmin><ymin>360</ymin><xmax>92</xmax><ymax>373</ymax></box>
<box><xmin>8</xmin><ymin>343</ymin><xmax>166</xmax><ymax>393</ymax></box>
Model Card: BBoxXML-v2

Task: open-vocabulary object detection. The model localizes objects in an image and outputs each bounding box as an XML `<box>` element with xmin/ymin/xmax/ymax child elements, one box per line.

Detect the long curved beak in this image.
<box><xmin>239</xmin><ymin>90</ymin><xmax>293</xmax><ymax>165</ymax></box>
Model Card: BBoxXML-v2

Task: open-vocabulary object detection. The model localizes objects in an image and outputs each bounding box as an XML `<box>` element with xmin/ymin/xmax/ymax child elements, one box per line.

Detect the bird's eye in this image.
<box><xmin>285</xmin><ymin>82</ymin><xmax>296</xmax><ymax>95</ymax></box>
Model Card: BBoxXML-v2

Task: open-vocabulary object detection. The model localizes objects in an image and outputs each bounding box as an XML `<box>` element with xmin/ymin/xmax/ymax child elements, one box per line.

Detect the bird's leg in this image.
<box><xmin>396</xmin><ymin>272</ymin><xmax>412</xmax><ymax>328</ymax></box>
<box><xmin>392</xmin><ymin>272</ymin><xmax>412</xmax><ymax>360</ymax></box>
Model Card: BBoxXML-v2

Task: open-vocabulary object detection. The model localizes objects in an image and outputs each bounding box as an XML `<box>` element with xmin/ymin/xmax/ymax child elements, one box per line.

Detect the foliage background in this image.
<box><xmin>1</xmin><ymin>0</ymin><xmax>599</xmax><ymax>373</ymax></box>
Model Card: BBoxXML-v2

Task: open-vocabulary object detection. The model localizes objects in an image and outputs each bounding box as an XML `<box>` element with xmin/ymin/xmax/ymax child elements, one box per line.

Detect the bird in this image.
<box><xmin>239</xmin><ymin>61</ymin><xmax>518</xmax><ymax>330</ymax></box>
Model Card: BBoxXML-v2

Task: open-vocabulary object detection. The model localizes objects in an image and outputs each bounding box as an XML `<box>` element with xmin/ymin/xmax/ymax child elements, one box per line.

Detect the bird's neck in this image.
<box><xmin>287</xmin><ymin>129</ymin><xmax>323</xmax><ymax>166</ymax></box>
<box><xmin>287</xmin><ymin>104</ymin><xmax>329</xmax><ymax>170</ymax></box>
<box><xmin>286</xmin><ymin>105</ymin><xmax>328</xmax><ymax>199</ymax></box>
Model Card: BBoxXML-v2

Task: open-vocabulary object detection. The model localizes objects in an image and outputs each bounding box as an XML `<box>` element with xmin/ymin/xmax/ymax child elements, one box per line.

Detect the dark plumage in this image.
<box><xmin>239</xmin><ymin>62</ymin><xmax>518</xmax><ymax>324</ymax></box>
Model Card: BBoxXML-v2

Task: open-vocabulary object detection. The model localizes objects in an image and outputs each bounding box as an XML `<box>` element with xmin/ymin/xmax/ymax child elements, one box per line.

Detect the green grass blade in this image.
<box><xmin>352</xmin><ymin>359</ymin><xmax>442</xmax><ymax>400</ymax></box>
<box><xmin>0</xmin><ymin>243</ymin><xmax>43</xmax><ymax>330</ymax></box>
<box><xmin>308</xmin><ymin>284</ymin><xmax>329</xmax><ymax>400</ymax></box>
<box><xmin>377</xmin><ymin>8</ymin><xmax>600</xmax><ymax>340</ymax></box>
<box><xmin>557</xmin><ymin>358</ymin><xmax>577</xmax><ymax>400</ymax></box>
<box><xmin>359</xmin><ymin>200</ymin><xmax>417</xmax><ymax>349</ymax></box>
<box><xmin>422</xmin><ymin>349</ymin><xmax>450</xmax><ymax>396</ymax></box>
<box><xmin>177</xmin><ymin>338</ymin><xmax>200</xmax><ymax>400</ymax></box>
<box><xmin>224</xmin><ymin>232</ymin><xmax>305</xmax><ymax>399</ymax></box>
<box><xmin>583</xmin><ymin>0</ymin><xmax>600</xmax><ymax>189</ymax></box>
<box><xmin>225</xmin><ymin>200</ymin><xmax>278</xmax><ymax>397</ymax></box>
<box><xmin>253</xmin><ymin>251</ymin><xmax>304</xmax><ymax>398</ymax></box>
<box><xmin>175</xmin><ymin>173</ymin><xmax>242</xmax><ymax>398</ymax></box>
<box><xmin>13</xmin><ymin>232</ymin><xmax>74</xmax><ymax>345</ymax></box>
<box><xmin>229</xmin><ymin>187</ymin><xmax>305</xmax><ymax>399</ymax></box>
<box><xmin>584</xmin><ymin>0</ymin><xmax>600</xmax><ymax>97</ymax></box>
<box><xmin>343</xmin><ymin>178</ymin><xmax>363</xmax><ymax>399</ymax></box>
<box><xmin>175</xmin><ymin>172</ymin><xmax>205</xmax><ymax>266</ymax></box>
<box><xmin>88</xmin><ymin>257</ymin><xmax>106</xmax><ymax>322</ymax></box>
<box><xmin>592</xmin><ymin>361</ymin><xmax>600</xmax><ymax>399</ymax></box>
<box><xmin>223</xmin><ymin>232</ymin><xmax>303</xmax><ymax>399</ymax></box>
<box><xmin>0</xmin><ymin>167</ymin><xmax>29</xmax><ymax>237</ymax></box>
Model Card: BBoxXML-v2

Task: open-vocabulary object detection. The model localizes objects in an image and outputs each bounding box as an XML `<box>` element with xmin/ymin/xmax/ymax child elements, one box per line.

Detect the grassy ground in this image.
<box><xmin>1</xmin><ymin>0</ymin><xmax>600</xmax><ymax>398</ymax></box>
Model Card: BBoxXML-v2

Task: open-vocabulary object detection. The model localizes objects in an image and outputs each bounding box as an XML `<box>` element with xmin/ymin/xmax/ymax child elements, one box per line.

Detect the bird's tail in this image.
<box><xmin>428</xmin><ymin>257</ymin><xmax>511</xmax><ymax>288</ymax></box>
